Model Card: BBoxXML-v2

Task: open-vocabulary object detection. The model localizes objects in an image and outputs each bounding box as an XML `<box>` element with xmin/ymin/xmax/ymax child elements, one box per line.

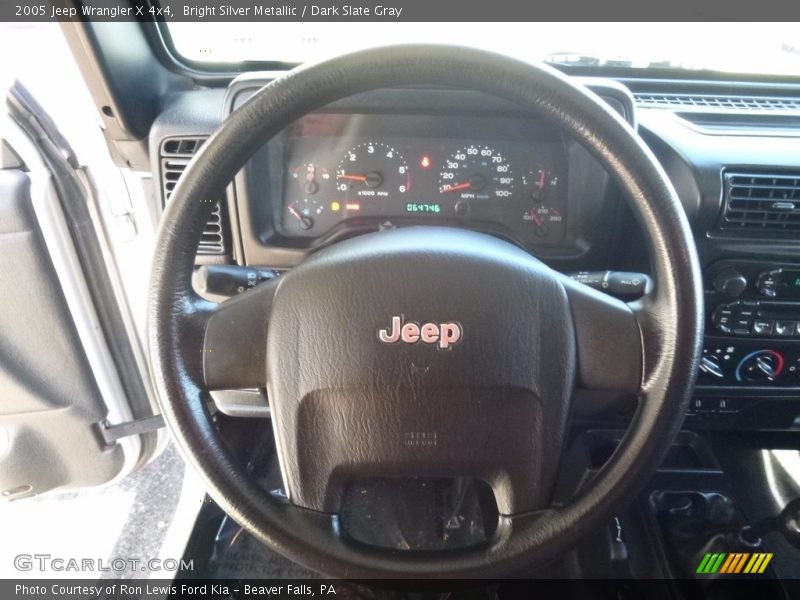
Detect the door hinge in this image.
<box><xmin>96</xmin><ymin>414</ymin><xmax>165</xmax><ymax>445</ymax></box>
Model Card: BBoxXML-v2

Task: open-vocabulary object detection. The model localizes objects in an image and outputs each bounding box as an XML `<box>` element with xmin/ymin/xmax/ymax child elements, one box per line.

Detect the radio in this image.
<box><xmin>707</xmin><ymin>261</ymin><xmax>800</xmax><ymax>338</ymax></box>
<box><xmin>712</xmin><ymin>300</ymin><xmax>800</xmax><ymax>338</ymax></box>
<box><xmin>756</xmin><ymin>267</ymin><xmax>800</xmax><ymax>299</ymax></box>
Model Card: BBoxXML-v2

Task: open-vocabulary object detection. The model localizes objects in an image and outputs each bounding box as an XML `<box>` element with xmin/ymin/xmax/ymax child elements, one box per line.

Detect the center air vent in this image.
<box><xmin>717</xmin><ymin>172</ymin><xmax>800</xmax><ymax>237</ymax></box>
<box><xmin>160</xmin><ymin>137</ymin><xmax>227</xmax><ymax>255</ymax></box>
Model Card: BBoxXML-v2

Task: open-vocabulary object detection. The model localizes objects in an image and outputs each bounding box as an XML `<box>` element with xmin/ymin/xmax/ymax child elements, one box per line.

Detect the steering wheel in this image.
<box><xmin>148</xmin><ymin>45</ymin><xmax>703</xmax><ymax>578</ymax></box>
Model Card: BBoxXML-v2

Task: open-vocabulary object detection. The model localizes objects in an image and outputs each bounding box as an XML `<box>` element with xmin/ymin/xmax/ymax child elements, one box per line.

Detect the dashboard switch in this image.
<box><xmin>753</xmin><ymin>319</ymin><xmax>775</xmax><ymax>336</ymax></box>
<box><xmin>756</xmin><ymin>269</ymin><xmax>781</xmax><ymax>298</ymax></box>
<box><xmin>454</xmin><ymin>200</ymin><xmax>470</xmax><ymax>215</ymax></box>
<box><xmin>714</xmin><ymin>267</ymin><xmax>748</xmax><ymax>298</ymax></box>
<box><xmin>567</xmin><ymin>271</ymin><xmax>651</xmax><ymax>299</ymax></box>
<box><xmin>569</xmin><ymin>271</ymin><xmax>605</xmax><ymax>287</ymax></box>
<box><xmin>735</xmin><ymin>350</ymin><xmax>785</xmax><ymax>383</ymax></box>
<box><xmin>699</xmin><ymin>355</ymin><xmax>725</xmax><ymax>379</ymax></box>
<box><xmin>736</xmin><ymin>305</ymin><xmax>756</xmax><ymax>319</ymax></box>
<box><xmin>194</xmin><ymin>265</ymin><xmax>280</xmax><ymax>297</ymax></box>
<box><xmin>607</xmin><ymin>272</ymin><xmax>651</xmax><ymax>297</ymax></box>
<box><xmin>733</xmin><ymin>318</ymin><xmax>752</xmax><ymax>335</ymax></box>
<box><xmin>713</xmin><ymin>305</ymin><xmax>734</xmax><ymax>333</ymax></box>
<box><xmin>774</xmin><ymin>320</ymin><xmax>796</xmax><ymax>337</ymax></box>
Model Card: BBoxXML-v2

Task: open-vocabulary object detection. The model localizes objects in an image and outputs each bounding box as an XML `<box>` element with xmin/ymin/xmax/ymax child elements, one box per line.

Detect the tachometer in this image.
<box><xmin>336</xmin><ymin>142</ymin><xmax>410</xmax><ymax>202</ymax></box>
<box><xmin>438</xmin><ymin>145</ymin><xmax>514</xmax><ymax>201</ymax></box>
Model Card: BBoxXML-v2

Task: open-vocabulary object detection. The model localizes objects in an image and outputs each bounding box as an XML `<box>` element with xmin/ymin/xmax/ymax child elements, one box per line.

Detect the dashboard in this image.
<box><xmin>151</xmin><ymin>74</ymin><xmax>800</xmax><ymax>432</ymax></box>
<box><xmin>277</xmin><ymin>114</ymin><xmax>568</xmax><ymax>245</ymax></box>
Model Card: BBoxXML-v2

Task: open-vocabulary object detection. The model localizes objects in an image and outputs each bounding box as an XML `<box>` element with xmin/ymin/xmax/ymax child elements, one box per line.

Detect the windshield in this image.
<box><xmin>167</xmin><ymin>22</ymin><xmax>800</xmax><ymax>77</ymax></box>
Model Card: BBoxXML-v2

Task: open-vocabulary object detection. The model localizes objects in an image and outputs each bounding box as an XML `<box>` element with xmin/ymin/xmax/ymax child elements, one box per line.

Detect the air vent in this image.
<box><xmin>161</xmin><ymin>137</ymin><xmax>204</xmax><ymax>156</ymax></box>
<box><xmin>717</xmin><ymin>172</ymin><xmax>800</xmax><ymax>237</ymax></box>
<box><xmin>160</xmin><ymin>137</ymin><xmax>227</xmax><ymax>255</ymax></box>
<box><xmin>635</xmin><ymin>93</ymin><xmax>800</xmax><ymax>112</ymax></box>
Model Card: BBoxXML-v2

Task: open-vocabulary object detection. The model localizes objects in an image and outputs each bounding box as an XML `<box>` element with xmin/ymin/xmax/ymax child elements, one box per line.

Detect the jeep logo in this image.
<box><xmin>377</xmin><ymin>316</ymin><xmax>462</xmax><ymax>349</ymax></box>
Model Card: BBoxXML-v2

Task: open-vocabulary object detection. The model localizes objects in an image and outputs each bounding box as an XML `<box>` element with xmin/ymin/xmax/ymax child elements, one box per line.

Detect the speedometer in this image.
<box><xmin>438</xmin><ymin>145</ymin><xmax>515</xmax><ymax>201</ymax></box>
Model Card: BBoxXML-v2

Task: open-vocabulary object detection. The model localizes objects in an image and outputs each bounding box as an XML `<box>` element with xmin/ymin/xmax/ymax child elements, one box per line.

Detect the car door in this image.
<box><xmin>0</xmin><ymin>81</ymin><xmax>161</xmax><ymax>501</ymax></box>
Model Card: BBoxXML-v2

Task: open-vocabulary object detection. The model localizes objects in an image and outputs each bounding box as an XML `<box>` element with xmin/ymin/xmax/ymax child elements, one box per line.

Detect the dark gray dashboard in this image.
<box><xmin>148</xmin><ymin>72</ymin><xmax>800</xmax><ymax>430</ymax></box>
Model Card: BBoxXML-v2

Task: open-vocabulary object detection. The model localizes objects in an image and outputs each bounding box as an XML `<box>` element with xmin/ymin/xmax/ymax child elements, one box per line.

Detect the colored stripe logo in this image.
<box><xmin>696</xmin><ymin>552</ymin><xmax>773</xmax><ymax>574</ymax></box>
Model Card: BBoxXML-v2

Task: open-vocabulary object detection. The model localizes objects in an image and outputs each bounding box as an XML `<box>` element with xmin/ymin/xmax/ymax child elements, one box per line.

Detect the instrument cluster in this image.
<box><xmin>278</xmin><ymin>113</ymin><xmax>569</xmax><ymax>245</ymax></box>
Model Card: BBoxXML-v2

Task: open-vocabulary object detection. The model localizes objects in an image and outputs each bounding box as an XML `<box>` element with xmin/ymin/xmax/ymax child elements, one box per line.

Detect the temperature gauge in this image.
<box><xmin>523</xmin><ymin>205</ymin><xmax>564</xmax><ymax>239</ymax></box>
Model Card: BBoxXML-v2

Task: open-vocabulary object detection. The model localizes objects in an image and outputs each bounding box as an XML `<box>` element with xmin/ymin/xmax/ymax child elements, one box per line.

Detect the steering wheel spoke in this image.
<box><xmin>201</xmin><ymin>279</ymin><xmax>278</xmax><ymax>390</ymax></box>
<box><xmin>562</xmin><ymin>275</ymin><xmax>643</xmax><ymax>394</ymax></box>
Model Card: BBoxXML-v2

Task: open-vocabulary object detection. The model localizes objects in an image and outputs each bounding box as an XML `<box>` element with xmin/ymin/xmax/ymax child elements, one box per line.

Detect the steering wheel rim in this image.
<box><xmin>148</xmin><ymin>44</ymin><xmax>703</xmax><ymax>578</ymax></box>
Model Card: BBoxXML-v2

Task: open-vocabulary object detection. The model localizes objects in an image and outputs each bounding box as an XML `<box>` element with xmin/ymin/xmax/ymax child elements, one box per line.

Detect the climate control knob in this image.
<box><xmin>735</xmin><ymin>350</ymin><xmax>785</xmax><ymax>383</ymax></box>
<box><xmin>699</xmin><ymin>355</ymin><xmax>725</xmax><ymax>379</ymax></box>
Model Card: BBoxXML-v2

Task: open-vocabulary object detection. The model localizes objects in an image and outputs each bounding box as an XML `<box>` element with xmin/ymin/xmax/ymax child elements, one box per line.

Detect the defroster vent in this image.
<box><xmin>635</xmin><ymin>94</ymin><xmax>800</xmax><ymax>112</ymax></box>
<box><xmin>160</xmin><ymin>136</ymin><xmax>227</xmax><ymax>255</ymax></box>
<box><xmin>717</xmin><ymin>172</ymin><xmax>800</xmax><ymax>237</ymax></box>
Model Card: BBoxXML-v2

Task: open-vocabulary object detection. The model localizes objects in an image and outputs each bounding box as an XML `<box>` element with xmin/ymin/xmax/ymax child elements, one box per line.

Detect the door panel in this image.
<box><xmin>0</xmin><ymin>168</ymin><xmax>126</xmax><ymax>500</ymax></box>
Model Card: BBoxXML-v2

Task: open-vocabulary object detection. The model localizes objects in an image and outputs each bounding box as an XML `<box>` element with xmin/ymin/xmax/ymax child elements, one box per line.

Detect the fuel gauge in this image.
<box><xmin>286</xmin><ymin>197</ymin><xmax>323</xmax><ymax>230</ymax></box>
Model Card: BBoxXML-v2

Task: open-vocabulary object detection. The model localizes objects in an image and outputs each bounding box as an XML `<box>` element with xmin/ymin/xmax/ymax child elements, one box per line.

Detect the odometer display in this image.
<box><xmin>438</xmin><ymin>145</ymin><xmax>515</xmax><ymax>201</ymax></box>
<box><xmin>406</xmin><ymin>203</ymin><xmax>442</xmax><ymax>214</ymax></box>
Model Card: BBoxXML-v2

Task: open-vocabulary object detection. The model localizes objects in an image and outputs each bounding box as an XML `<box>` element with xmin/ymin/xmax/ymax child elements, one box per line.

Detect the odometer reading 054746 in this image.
<box><xmin>438</xmin><ymin>145</ymin><xmax>515</xmax><ymax>201</ymax></box>
<box><xmin>406</xmin><ymin>203</ymin><xmax>442</xmax><ymax>214</ymax></box>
